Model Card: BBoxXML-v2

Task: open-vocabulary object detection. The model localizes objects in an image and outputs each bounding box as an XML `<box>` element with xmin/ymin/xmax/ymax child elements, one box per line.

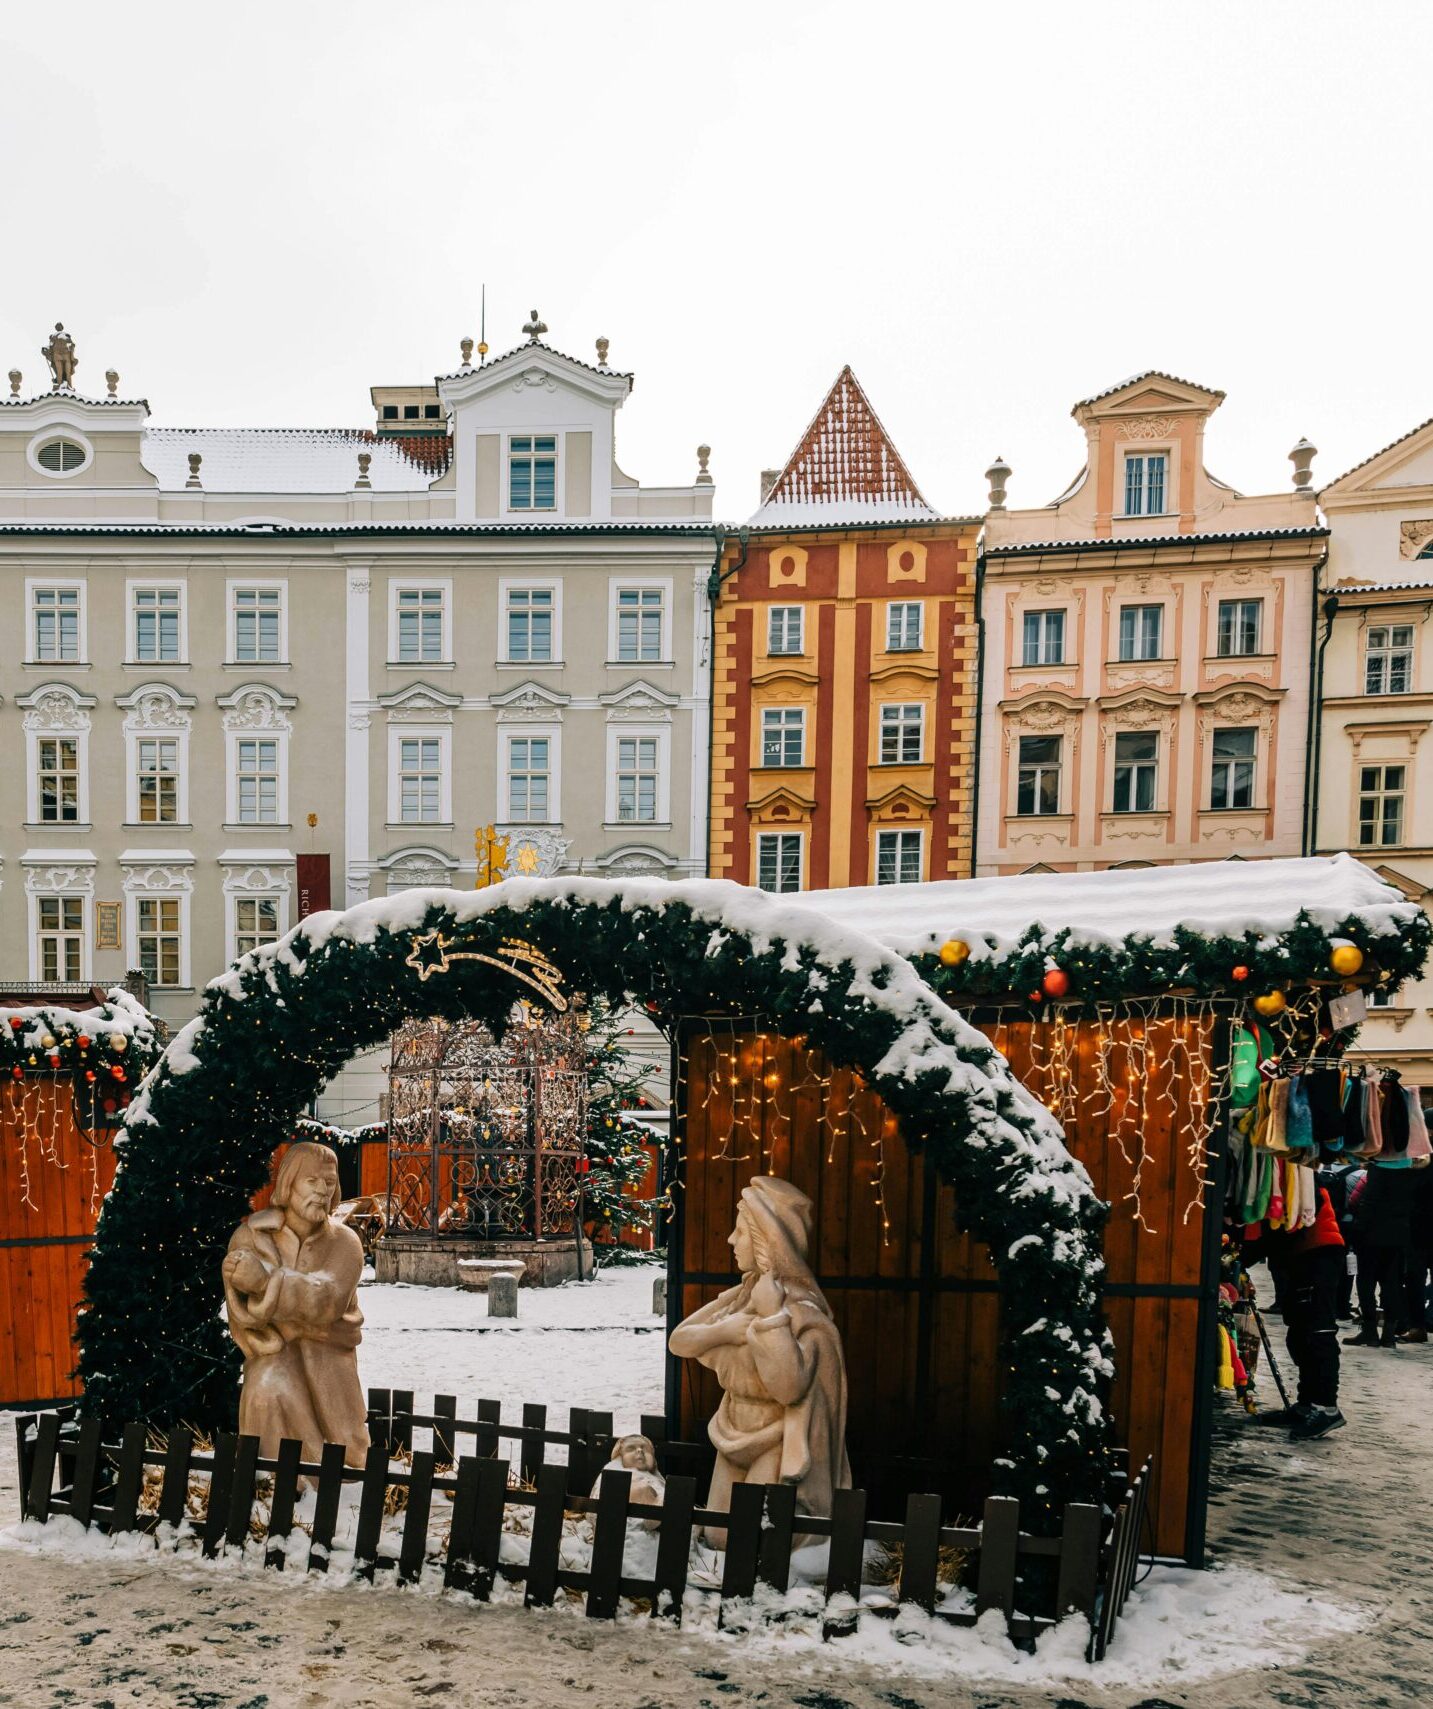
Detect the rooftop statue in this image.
<box><xmin>41</xmin><ymin>323</ymin><xmax>77</xmax><ymax>390</ymax></box>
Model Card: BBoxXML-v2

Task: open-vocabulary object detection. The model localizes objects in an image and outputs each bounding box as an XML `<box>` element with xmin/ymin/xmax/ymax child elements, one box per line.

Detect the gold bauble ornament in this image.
<box><xmin>40</xmin><ymin>1034</ymin><xmax>55</xmax><ymax>1049</ymax></box>
<box><xmin>1253</xmin><ymin>990</ymin><xmax>1287</xmax><ymax>1018</ymax></box>
<box><xmin>939</xmin><ymin>938</ymin><xmax>970</xmax><ymax>967</ymax></box>
<box><xmin>1329</xmin><ymin>944</ymin><xmax>1365</xmax><ymax>977</ymax></box>
<box><xmin>110</xmin><ymin>1035</ymin><xmax>128</xmax><ymax>1054</ymax></box>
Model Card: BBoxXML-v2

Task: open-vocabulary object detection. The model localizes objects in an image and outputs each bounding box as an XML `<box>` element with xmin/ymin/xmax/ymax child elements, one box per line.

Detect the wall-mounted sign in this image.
<box><xmin>95</xmin><ymin>902</ymin><xmax>122</xmax><ymax>951</ymax></box>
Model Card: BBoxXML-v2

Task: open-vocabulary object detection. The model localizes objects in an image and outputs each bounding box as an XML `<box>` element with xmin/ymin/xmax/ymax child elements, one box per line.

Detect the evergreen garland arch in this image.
<box><xmin>79</xmin><ymin>878</ymin><xmax>1114</xmax><ymax>1523</ymax></box>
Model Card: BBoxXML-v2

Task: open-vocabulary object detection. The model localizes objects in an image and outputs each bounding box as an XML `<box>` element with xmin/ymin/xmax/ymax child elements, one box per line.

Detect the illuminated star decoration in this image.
<box><xmin>404</xmin><ymin>931</ymin><xmax>567</xmax><ymax>1010</ymax></box>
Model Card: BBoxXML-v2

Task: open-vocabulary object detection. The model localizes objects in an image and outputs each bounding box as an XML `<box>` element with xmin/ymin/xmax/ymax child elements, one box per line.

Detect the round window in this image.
<box><xmin>37</xmin><ymin>439</ymin><xmax>86</xmax><ymax>473</ymax></box>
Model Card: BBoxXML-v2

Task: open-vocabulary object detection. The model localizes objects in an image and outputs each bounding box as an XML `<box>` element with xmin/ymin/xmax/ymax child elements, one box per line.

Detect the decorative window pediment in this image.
<box><xmin>217</xmin><ymin>683</ymin><xmax>297</xmax><ymax>733</ymax></box>
<box><xmin>18</xmin><ymin>683</ymin><xmax>95</xmax><ymax>732</ymax></box>
<box><xmin>492</xmin><ymin>680</ymin><xmax>571</xmax><ymax>722</ymax></box>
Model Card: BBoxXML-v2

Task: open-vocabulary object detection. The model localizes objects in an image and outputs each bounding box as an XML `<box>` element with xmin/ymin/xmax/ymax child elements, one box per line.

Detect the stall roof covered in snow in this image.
<box><xmin>786</xmin><ymin>854</ymin><xmax>1430</xmax><ymax>1000</ymax></box>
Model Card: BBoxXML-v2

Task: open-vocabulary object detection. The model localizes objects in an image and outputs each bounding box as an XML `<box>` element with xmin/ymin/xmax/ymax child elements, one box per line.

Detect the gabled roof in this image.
<box><xmin>751</xmin><ymin>365</ymin><xmax>935</xmax><ymax>526</ymax></box>
<box><xmin>1322</xmin><ymin>414</ymin><xmax>1433</xmax><ymax>493</ymax></box>
<box><xmin>436</xmin><ymin>339</ymin><xmax>634</xmax><ymax>389</ymax></box>
<box><xmin>140</xmin><ymin>427</ymin><xmax>450</xmax><ymax>493</ymax></box>
<box><xmin>1073</xmin><ymin>369</ymin><xmax>1226</xmax><ymax>410</ymax></box>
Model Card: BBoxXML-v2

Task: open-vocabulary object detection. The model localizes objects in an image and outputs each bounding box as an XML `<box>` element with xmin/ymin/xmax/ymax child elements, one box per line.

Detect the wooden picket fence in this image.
<box><xmin>15</xmin><ymin>1392</ymin><xmax>1151</xmax><ymax>1661</ymax></box>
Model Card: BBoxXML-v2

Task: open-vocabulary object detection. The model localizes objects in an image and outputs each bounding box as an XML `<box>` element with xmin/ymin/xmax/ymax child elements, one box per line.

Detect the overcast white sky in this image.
<box><xmin>2</xmin><ymin>2</ymin><xmax>1429</xmax><ymax>517</ymax></box>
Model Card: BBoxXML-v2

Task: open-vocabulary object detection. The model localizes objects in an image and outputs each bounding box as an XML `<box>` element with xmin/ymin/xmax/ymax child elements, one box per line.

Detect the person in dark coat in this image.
<box><xmin>1344</xmin><ymin>1162</ymin><xmax>1415</xmax><ymax>1347</ymax></box>
<box><xmin>1317</xmin><ymin>1160</ymin><xmax>1363</xmax><ymax>1319</ymax></box>
<box><xmin>1399</xmin><ymin>1163</ymin><xmax>1433</xmax><ymax>1344</ymax></box>
<box><xmin>1270</xmin><ymin>1187</ymin><xmax>1347</xmax><ymax>1438</ymax></box>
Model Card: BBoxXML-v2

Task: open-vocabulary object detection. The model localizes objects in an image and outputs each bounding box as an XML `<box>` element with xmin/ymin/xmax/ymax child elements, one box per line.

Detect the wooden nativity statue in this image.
<box><xmin>222</xmin><ymin>1140</ymin><xmax>370</xmax><ymax>1467</ymax></box>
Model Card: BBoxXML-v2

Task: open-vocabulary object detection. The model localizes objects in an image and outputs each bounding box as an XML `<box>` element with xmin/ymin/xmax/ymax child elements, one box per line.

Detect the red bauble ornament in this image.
<box><xmin>48</xmin><ymin>1053</ymin><xmax>60</xmax><ymax>1069</ymax></box>
<box><xmin>9</xmin><ymin>1066</ymin><xmax>21</xmax><ymax>1081</ymax></box>
<box><xmin>1042</xmin><ymin>968</ymin><xmax>1070</xmax><ymax>999</ymax></box>
<box><xmin>77</xmin><ymin>1034</ymin><xmax>91</xmax><ymax>1050</ymax></box>
<box><xmin>84</xmin><ymin>1070</ymin><xmax>96</xmax><ymax>1083</ymax></box>
<box><xmin>7</xmin><ymin>1017</ymin><xmax>21</xmax><ymax>1031</ymax></box>
<box><xmin>1028</xmin><ymin>990</ymin><xmax>1043</xmax><ymax>1003</ymax></box>
<box><xmin>1232</xmin><ymin>965</ymin><xmax>1250</xmax><ymax>983</ymax></box>
<box><xmin>111</xmin><ymin>1065</ymin><xmax>127</xmax><ymax>1082</ymax></box>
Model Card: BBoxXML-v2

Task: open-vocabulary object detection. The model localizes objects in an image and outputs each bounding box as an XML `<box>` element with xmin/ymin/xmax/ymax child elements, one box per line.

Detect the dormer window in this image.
<box><xmin>37</xmin><ymin>438</ymin><xmax>86</xmax><ymax>473</ymax></box>
<box><xmin>1122</xmin><ymin>452</ymin><xmax>1167</xmax><ymax>518</ymax></box>
<box><xmin>509</xmin><ymin>435</ymin><xmax>557</xmax><ymax>511</ymax></box>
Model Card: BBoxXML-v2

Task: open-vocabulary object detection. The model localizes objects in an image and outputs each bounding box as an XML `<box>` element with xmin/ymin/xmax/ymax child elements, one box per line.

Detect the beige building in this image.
<box><xmin>977</xmin><ymin>372</ymin><xmax>1325</xmax><ymax>873</ymax></box>
<box><xmin>0</xmin><ymin>319</ymin><xmax>717</xmax><ymax>1110</ymax></box>
<box><xmin>1316</xmin><ymin>416</ymin><xmax>1433</xmax><ymax>1072</ymax></box>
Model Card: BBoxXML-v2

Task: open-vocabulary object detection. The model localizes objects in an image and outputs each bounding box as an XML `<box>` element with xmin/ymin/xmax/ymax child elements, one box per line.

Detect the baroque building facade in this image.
<box><xmin>1316</xmin><ymin>416</ymin><xmax>1433</xmax><ymax>1076</ymax></box>
<box><xmin>0</xmin><ymin>319</ymin><xmax>717</xmax><ymax>1049</ymax></box>
<box><xmin>707</xmin><ymin>368</ymin><xmax>979</xmax><ymax>891</ymax></box>
<box><xmin>977</xmin><ymin>372</ymin><xmax>1325</xmax><ymax>874</ymax></box>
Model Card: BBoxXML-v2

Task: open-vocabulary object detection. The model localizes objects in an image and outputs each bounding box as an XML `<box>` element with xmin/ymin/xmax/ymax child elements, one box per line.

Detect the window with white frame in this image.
<box><xmin>136</xmin><ymin>738</ymin><xmax>181</xmax><ymax>823</ymax></box>
<box><xmin>761</xmin><ymin>707</ymin><xmax>805</xmax><ymax>767</ymax></box>
<box><xmin>1216</xmin><ymin>598</ymin><xmax>1262</xmax><ymax>658</ymax></box>
<box><xmin>1122</xmin><ymin>452</ymin><xmax>1167</xmax><ymax>517</ymax></box>
<box><xmin>136</xmin><ymin>897</ymin><xmax>183</xmax><ymax>987</ymax></box>
<box><xmin>37</xmin><ymin>737</ymin><xmax>81</xmax><ymax>823</ymax></box>
<box><xmin>1209</xmin><ymin>727</ymin><xmax>1256</xmax><ymax>810</ymax></box>
<box><xmin>1016</xmin><ymin>734</ymin><xmax>1061</xmax><ymax>815</ymax></box>
<box><xmin>1112</xmin><ymin>730</ymin><xmax>1159</xmax><ymax>813</ymax></box>
<box><xmin>506</xmin><ymin>587</ymin><xmax>555</xmax><ymax>662</ymax></box>
<box><xmin>1365</xmin><ymin>625</ymin><xmax>1415</xmax><ymax>696</ymax></box>
<box><xmin>875</xmin><ymin>828</ymin><xmax>923</xmax><ymax>885</ymax></box>
<box><xmin>132</xmin><ymin>587</ymin><xmax>183</xmax><ymax>663</ymax></box>
<box><xmin>234</xmin><ymin>896</ymin><xmax>281</xmax><ymax>956</ymax></box>
<box><xmin>614</xmin><ymin>736</ymin><xmax>660</xmax><ymax>822</ymax></box>
<box><xmin>395</xmin><ymin>587</ymin><xmax>447</xmax><ymax>663</ymax></box>
<box><xmin>506</xmin><ymin>735</ymin><xmax>551</xmax><ymax>821</ymax></box>
<box><xmin>756</xmin><ymin>832</ymin><xmax>803</xmax><ymax>893</ymax></box>
<box><xmin>615</xmin><ymin>587</ymin><xmax>665</xmax><ymax>662</ymax></box>
<box><xmin>398</xmin><ymin>736</ymin><xmax>445</xmax><ymax>823</ymax></box>
<box><xmin>509</xmin><ymin>435</ymin><xmax>557</xmax><ymax>510</ymax></box>
<box><xmin>235</xmin><ymin>738</ymin><xmax>280</xmax><ymax>823</ymax></box>
<box><xmin>768</xmin><ymin>606</ymin><xmax>804</xmax><ymax>656</ymax></box>
<box><xmin>879</xmin><ymin>703</ymin><xmax>925</xmax><ymax>764</ymax></box>
<box><xmin>32</xmin><ymin>586</ymin><xmax>81</xmax><ymax>662</ymax></box>
<box><xmin>1118</xmin><ymin>604</ymin><xmax>1163</xmax><ymax>661</ymax></box>
<box><xmin>1358</xmin><ymin>763</ymin><xmax>1405</xmax><ymax>847</ymax></box>
<box><xmin>232</xmin><ymin>586</ymin><xmax>284</xmax><ymax>663</ymax></box>
<box><xmin>1022</xmin><ymin>609</ymin><xmax>1065</xmax><ymax>665</ymax></box>
<box><xmin>37</xmin><ymin>897</ymin><xmax>84</xmax><ymax>982</ymax></box>
<box><xmin>887</xmin><ymin>601</ymin><xmax>924</xmax><ymax>651</ymax></box>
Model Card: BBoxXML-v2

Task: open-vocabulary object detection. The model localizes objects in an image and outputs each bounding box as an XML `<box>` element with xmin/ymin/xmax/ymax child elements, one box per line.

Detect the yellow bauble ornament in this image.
<box><xmin>110</xmin><ymin>1035</ymin><xmax>128</xmax><ymax>1054</ymax></box>
<box><xmin>939</xmin><ymin>938</ymin><xmax>970</xmax><ymax>967</ymax></box>
<box><xmin>1329</xmin><ymin>943</ymin><xmax>1364</xmax><ymax>977</ymax></box>
<box><xmin>40</xmin><ymin>1034</ymin><xmax>55</xmax><ymax>1050</ymax></box>
<box><xmin>1253</xmin><ymin>990</ymin><xmax>1287</xmax><ymax>1018</ymax></box>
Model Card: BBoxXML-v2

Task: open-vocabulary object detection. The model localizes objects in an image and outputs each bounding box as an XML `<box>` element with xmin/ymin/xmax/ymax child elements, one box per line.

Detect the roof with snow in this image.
<box><xmin>787</xmin><ymin>854</ymin><xmax>1429</xmax><ymax>1001</ymax></box>
<box><xmin>1073</xmin><ymin>369</ymin><xmax>1226</xmax><ymax>409</ymax></box>
<box><xmin>140</xmin><ymin>428</ymin><xmax>450</xmax><ymax>493</ymax></box>
<box><xmin>435</xmin><ymin>338</ymin><xmax>633</xmax><ymax>389</ymax></box>
<box><xmin>751</xmin><ymin>365</ymin><xmax>935</xmax><ymax>527</ymax></box>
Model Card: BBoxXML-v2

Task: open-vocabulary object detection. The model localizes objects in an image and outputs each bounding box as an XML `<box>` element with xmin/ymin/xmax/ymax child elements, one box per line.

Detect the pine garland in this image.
<box><xmin>0</xmin><ymin>987</ymin><xmax>160</xmax><ymax>1108</ymax></box>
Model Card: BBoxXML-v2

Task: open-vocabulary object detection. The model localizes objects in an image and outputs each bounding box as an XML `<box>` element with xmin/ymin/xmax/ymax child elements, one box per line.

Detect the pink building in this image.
<box><xmin>977</xmin><ymin>372</ymin><xmax>1325</xmax><ymax>874</ymax></box>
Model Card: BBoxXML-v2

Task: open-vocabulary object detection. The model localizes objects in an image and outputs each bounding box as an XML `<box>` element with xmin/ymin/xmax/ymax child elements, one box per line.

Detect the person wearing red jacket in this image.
<box><xmin>1278</xmin><ymin>1187</ymin><xmax>1347</xmax><ymax>1439</ymax></box>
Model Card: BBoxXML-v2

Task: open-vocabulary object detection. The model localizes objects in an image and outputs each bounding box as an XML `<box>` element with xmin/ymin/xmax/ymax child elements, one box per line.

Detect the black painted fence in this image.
<box><xmin>15</xmin><ymin>1392</ymin><xmax>1150</xmax><ymax>1661</ymax></box>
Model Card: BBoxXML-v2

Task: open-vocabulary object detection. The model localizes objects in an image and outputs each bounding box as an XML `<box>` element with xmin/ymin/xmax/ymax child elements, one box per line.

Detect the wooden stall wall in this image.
<box><xmin>673</xmin><ymin>1014</ymin><xmax>1222</xmax><ymax>1562</ymax></box>
<box><xmin>0</xmin><ymin>1080</ymin><xmax>119</xmax><ymax>1407</ymax></box>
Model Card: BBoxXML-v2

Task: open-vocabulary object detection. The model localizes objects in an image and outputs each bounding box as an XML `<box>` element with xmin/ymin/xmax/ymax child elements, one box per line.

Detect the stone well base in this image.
<box><xmin>373</xmin><ymin>1236</ymin><xmax>594</xmax><ymax>1289</ymax></box>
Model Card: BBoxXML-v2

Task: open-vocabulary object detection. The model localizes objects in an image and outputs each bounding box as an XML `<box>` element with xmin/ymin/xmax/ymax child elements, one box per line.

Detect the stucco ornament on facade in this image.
<box><xmin>121</xmin><ymin>864</ymin><xmax>194</xmax><ymax>895</ymax></box>
<box><xmin>24</xmin><ymin>864</ymin><xmax>94</xmax><ymax>896</ymax></box>
<box><xmin>496</xmin><ymin>687</ymin><xmax>567</xmax><ymax>723</ymax></box>
<box><xmin>1399</xmin><ymin>519</ymin><xmax>1433</xmax><ymax>558</ymax></box>
<box><xmin>496</xmin><ymin>827</ymin><xmax>570</xmax><ymax>876</ymax></box>
<box><xmin>22</xmin><ymin>689</ymin><xmax>92</xmax><ymax>734</ymax></box>
<box><xmin>221</xmin><ymin>689</ymin><xmax>293</xmax><ymax>734</ymax></box>
<box><xmin>221</xmin><ymin>865</ymin><xmax>293</xmax><ymax>897</ymax></box>
<box><xmin>122</xmin><ymin>689</ymin><xmax>192</xmax><ymax>733</ymax></box>
<box><xmin>1117</xmin><ymin>416</ymin><xmax>1179</xmax><ymax>441</ymax></box>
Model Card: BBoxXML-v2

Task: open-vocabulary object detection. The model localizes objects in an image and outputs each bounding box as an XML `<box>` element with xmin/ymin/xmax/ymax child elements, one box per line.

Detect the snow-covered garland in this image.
<box><xmin>78</xmin><ymin>878</ymin><xmax>1114</xmax><ymax>1531</ymax></box>
<box><xmin>0</xmin><ymin>987</ymin><xmax>160</xmax><ymax>1104</ymax></box>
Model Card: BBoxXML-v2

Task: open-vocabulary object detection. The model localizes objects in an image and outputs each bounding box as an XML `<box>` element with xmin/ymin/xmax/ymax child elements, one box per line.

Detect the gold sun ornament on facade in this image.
<box><xmin>403</xmin><ymin>931</ymin><xmax>567</xmax><ymax>1010</ymax></box>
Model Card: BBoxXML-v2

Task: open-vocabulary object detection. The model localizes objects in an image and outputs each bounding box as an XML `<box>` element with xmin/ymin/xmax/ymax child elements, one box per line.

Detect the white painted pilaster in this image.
<box><xmin>345</xmin><ymin>562</ymin><xmax>373</xmax><ymax>905</ymax></box>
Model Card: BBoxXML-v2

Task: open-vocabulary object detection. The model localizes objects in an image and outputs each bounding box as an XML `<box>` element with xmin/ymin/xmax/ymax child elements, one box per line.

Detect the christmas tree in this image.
<box><xmin>577</xmin><ymin>997</ymin><xmax>668</xmax><ymax>1256</ymax></box>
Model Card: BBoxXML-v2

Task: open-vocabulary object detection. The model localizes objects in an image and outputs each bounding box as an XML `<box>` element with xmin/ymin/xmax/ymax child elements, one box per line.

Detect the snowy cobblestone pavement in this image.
<box><xmin>0</xmin><ymin>1270</ymin><xmax>1427</xmax><ymax>1708</ymax></box>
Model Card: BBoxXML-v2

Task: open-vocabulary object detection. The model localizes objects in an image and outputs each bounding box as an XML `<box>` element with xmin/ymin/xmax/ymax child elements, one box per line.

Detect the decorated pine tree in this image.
<box><xmin>578</xmin><ymin>997</ymin><xmax>667</xmax><ymax>1254</ymax></box>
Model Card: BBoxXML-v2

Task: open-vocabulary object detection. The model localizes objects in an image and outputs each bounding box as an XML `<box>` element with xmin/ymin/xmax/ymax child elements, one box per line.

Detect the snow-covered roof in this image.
<box><xmin>788</xmin><ymin>854</ymin><xmax>1422</xmax><ymax>966</ymax></box>
<box><xmin>140</xmin><ymin>428</ymin><xmax>450</xmax><ymax>493</ymax></box>
<box><xmin>1073</xmin><ymin>369</ymin><xmax>1226</xmax><ymax>409</ymax></box>
<box><xmin>751</xmin><ymin>365</ymin><xmax>935</xmax><ymax>527</ymax></box>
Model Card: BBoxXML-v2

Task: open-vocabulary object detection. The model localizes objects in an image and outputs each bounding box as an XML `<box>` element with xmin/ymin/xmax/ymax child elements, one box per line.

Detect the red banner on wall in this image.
<box><xmin>296</xmin><ymin>854</ymin><xmax>332</xmax><ymax>919</ymax></box>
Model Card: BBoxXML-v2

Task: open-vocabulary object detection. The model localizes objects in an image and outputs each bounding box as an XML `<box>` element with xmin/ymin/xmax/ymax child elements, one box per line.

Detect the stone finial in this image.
<box><xmin>185</xmin><ymin>452</ymin><xmax>203</xmax><ymax>489</ymax></box>
<box><xmin>596</xmin><ymin>335</ymin><xmax>610</xmax><ymax>367</ymax></box>
<box><xmin>522</xmin><ymin>308</ymin><xmax>548</xmax><ymax>342</ymax></box>
<box><xmin>696</xmin><ymin>444</ymin><xmax>712</xmax><ymax>486</ymax></box>
<box><xmin>105</xmin><ymin>369</ymin><xmax>119</xmax><ymax>398</ymax></box>
<box><xmin>7</xmin><ymin>370</ymin><xmax>19</xmax><ymax>398</ymax></box>
<box><xmin>355</xmin><ymin>450</ymin><xmax>373</xmax><ymax>490</ymax></box>
<box><xmin>1289</xmin><ymin>436</ymin><xmax>1317</xmax><ymax>494</ymax></box>
<box><xmin>460</xmin><ymin>336</ymin><xmax>474</xmax><ymax>370</ymax></box>
<box><xmin>985</xmin><ymin>454</ymin><xmax>1011</xmax><ymax>511</ymax></box>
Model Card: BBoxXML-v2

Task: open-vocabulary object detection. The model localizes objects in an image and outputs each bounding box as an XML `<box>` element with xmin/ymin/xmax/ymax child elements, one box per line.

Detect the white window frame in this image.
<box><xmin>760</xmin><ymin>706</ymin><xmax>807</xmax><ymax>768</ymax></box>
<box><xmin>1117</xmin><ymin>603</ymin><xmax>1164</xmax><ymax>662</ymax></box>
<box><xmin>499</xmin><ymin>577</ymin><xmax>563</xmax><ymax>663</ymax></box>
<box><xmin>1111</xmin><ymin>729</ymin><xmax>1160</xmax><ymax>813</ymax></box>
<box><xmin>874</xmin><ymin>827</ymin><xmax>925</xmax><ymax>885</ymax></box>
<box><xmin>387</xmin><ymin>725</ymin><xmax>453</xmax><ymax>825</ymax></box>
<box><xmin>499</xmin><ymin>725</ymin><xmax>561</xmax><ymax>824</ymax></box>
<box><xmin>228</xmin><ymin>892</ymin><xmax>289</xmax><ymax>960</ymax></box>
<box><xmin>127</xmin><ymin>730</ymin><xmax>190</xmax><ymax>826</ymax></box>
<box><xmin>608</xmin><ymin>579</ymin><xmax>673</xmax><ymax>665</ymax></box>
<box><xmin>1120</xmin><ymin>450</ymin><xmax>1169</xmax><ymax>519</ymax></box>
<box><xmin>506</xmin><ymin>433</ymin><xmax>560</xmax><ymax>515</ymax></box>
<box><xmin>886</xmin><ymin>601</ymin><xmax>925</xmax><ymax>652</ymax></box>
<box><xmin>26</xmin><ymin>727</ymin><xmax>90</xmax><ymax>826</ymax></box>
<box><xmin>128</xmin><ymin>890</ymin><xmax>191</xmax><ymax>989</ymax></box>
<box><xmin>878</xmin><ymin>702</ymin><xmax>925</xmax><ymax>764</ymax></box>
<box><xmin>1021</xmin><ymin>608</ymin><xmax>1066</xmax><ymax>666</ymax></box>
<box><xmin>126</xmin><ymin>579</ymin><xmax>189</xmax><ymax>665</ymax></box>
<box><xmin>26</xmin><ymin>579</ymin><xmax>87</xmax><ymax>664</ymax></box>
<box><xmin>387</xmin><ymin>578</ymin><xmax>453</xmax><ymax>665</ymax></box>
<box><xmin>1216</xmin><ymin>597</ymin><xmax>1263</xmax><ymax>659</ymax></box>
<box><xmin>1358</xmin><ymin>762</ymin><xmax>1406</xmax><ymax>849</ymax></box>
<box><xmin>225</xmin><ymin>728</ymin><xmax>291</xmax><ymax>825</ymax></box>
<box><xmin>1209</xmin><ymin>726</ymin><xmax>1258</xmax><ymax>811</ymax></box>
<box><xmin>31</xmin><ymin>893</ymin><xmax>89</xmax><ymax>983</ymax></box>
<box><xmin>1365</xmin><ymin>624</ymin><xmax>1416</xmax><ymax>696</ymax></box>
<box><xmin>1016</xmin><ymin>733</ymin><xmax>1063</xmax><ymax>816</ymax></box>
<box><xmin>604</xmin><ymin>724</ymin><xmax>671</xmax><ymax>825</ymax></box>
<box><xmin>756</xmin><ymin>831</ymin><xmax>805</xmax><ymax>894</ymax></box>
<box><xmin>768</xmin><ymin>605</ymin><xmax>805</xmax><ymax>656</ymax></box>
<box><xmin>226</xmin><ymin>579</ymin><xmax>289</xmax><ymax>665</ymax></box>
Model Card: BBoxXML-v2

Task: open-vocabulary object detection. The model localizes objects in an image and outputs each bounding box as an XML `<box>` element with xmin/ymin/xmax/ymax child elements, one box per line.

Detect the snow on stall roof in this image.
<box><xmin>784</xmin><ymin>854</ymin><xmax>1419</xmax><ymax>962</ymax></box>
<box><xmin>140</xmin><ymin>428</ymin><xmax>449</xmax><ymax>493</ymax></box>
<box><xmin>0</xmin><ymin>986</ymin><xmax>157</xmax><ymax>1053</ymax></box>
